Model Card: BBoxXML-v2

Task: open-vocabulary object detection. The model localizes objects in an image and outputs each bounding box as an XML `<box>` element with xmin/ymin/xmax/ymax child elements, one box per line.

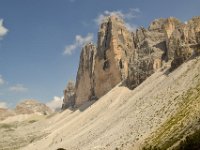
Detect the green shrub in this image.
<box><xmin>175</xmin><ymin>129</ymin><xmax>200</xmax><ymax>150</ymax></box>
<box><xmin>142</xmin><ymin>146</ymin><xmax>161</xmax><ymax>150</ymax></box>
<box><xmin>0</xmin><ymin>123</ymin><xmax>14</xmax><ymax>129</ymax></box>
<box><xmin>28</xmin><ymin>120</ymin><xmax>37</xmax><ymax>123</ymax></box>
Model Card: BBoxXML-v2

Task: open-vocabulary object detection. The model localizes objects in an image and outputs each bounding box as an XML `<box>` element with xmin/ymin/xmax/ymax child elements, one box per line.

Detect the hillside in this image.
<box><xmin>0</xmin><ymin>100</ymin><xmax>53</xmax><ymax>149</ymax></box>
<box><xmin>0</xmin><ymin>15</ymin><xmax>200</xmax><ymax>150</ymax></box>
<box><xmin>16</xmin><ymin>56</ymin><xmax>199</xmax><ymax>150</ymax></box>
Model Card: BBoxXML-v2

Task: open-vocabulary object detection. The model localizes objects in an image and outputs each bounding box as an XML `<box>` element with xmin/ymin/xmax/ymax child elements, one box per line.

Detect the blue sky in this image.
<box><xmin>0</xmin><ymin>0</ymin><xmax>199</xmax><ymax>109</ymax></box>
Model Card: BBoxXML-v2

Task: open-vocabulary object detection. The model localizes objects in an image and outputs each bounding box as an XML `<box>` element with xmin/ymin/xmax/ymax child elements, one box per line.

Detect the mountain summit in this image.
<box><xmin>1</xmin><ymin>15</ymin><xmax>200</xmax><ymax>150</ymax></box>
<box><xmin>62</xmin><ymin>15</ymin><xmax>200</xmax><ymax>109</ymax></box>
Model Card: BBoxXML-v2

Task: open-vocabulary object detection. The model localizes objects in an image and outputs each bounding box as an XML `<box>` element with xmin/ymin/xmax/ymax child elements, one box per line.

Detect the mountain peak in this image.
<box><xmin>62</xmin><ymin>16</ymin><xmax>200</xmax><ymax>108</ymax></box>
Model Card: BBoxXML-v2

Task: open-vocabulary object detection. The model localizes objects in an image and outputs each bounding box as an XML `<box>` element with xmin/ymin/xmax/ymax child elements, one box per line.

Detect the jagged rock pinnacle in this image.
<box><xmin>62</xmin><ymin>16</ymin><xmax>200</xmax><ymax>109</ymax></box>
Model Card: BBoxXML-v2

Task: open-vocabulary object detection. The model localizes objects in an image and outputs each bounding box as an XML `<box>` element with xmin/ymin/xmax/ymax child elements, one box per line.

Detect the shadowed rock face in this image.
<box><xmin>62</xmin><ymin>15</ymin><xmax>200</xmax><ymax>108</ymax></box>
<box><xmin>62</xmin><ymin>81</ymin><xmax>75</xmax><ymax>109</ymax></box>
<box><xmin>128</xmin><ymin>17</ymin><xmax>200</xmax><ymax>89</ymax></box>
<box><xmin>169</xmin><ymin>16</ymin><xmax>200</xmax><ymax>70</ymax></box>
<box><xmin>75</xmin><ymin>43</ymin><xmax>97</xmax><ymax>106</ymax></box>
<box><xmin>127</xmin><ymin>18</ymin><xmax>177</xmax><ymax>89</ymax></box>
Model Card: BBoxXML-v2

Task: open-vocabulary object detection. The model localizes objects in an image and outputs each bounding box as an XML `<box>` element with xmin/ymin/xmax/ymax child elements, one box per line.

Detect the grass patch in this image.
<box><xmin>0</xmin><ymin>123</ymin><xmax>17</xmax><ymax>129</ymax></box>
<box><xmin>143</xmin><ymin>80</ymin><xmax>200</xmax><ymax>149</ymax></box>
<box><xmin>175</xmin><ymin>129</ymin><xmax>200</xmax><ymax>150</ymax></box>
<box><xmin>28</xmin><ymin>120</ymin><xmax>37</xmax><ymax>123</ymax></box>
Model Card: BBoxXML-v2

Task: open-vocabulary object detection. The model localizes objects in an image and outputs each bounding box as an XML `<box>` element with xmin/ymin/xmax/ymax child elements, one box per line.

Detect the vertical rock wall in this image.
<box><xmin>62</xmin><ymin>81</ymin><xmax>75</xmax><ymax>109</ymax></box>
<box><xmin>168</xmin><ymin>16</ymin><xmax>200</xmax><ymax>70</ymax></box>
<box><xmin>62</xmin><ymin>15</ymin><xmax>200</xmax><ymax>109</ymax></box>
<box><xmin>94</xmin><ymin>15</ymin><xmax>134</xmax><ymax>98</ymax></box>
<box><xmin>74</xmin><ymin>43</ymin><xmax>97</xmax><ymax>106</ymax></box>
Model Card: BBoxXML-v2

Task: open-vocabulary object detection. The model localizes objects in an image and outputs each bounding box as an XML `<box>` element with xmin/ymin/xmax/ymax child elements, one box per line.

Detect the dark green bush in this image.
<box><xmin>175</xmin><ymin>129</ymin><xmax>200</xmax><ymax>150</ymax></box>
<box><xmin>142</xmin><ymin>146</ymin><xmax>161</xmax><ymax>150</ymax></box>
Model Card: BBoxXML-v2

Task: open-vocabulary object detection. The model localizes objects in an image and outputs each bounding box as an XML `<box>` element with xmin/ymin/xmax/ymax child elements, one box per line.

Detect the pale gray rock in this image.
<box><xmin>15</xmin><ymin>100</ymin><xmax>53</xmax><ymax>115</ymax></box>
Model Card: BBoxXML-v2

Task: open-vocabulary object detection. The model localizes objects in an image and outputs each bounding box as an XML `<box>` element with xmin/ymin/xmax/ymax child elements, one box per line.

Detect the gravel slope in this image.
<box><xmin>1</xmin><ymin>57</ymin><xmax>199</xmax><ymax>150</ymax></box>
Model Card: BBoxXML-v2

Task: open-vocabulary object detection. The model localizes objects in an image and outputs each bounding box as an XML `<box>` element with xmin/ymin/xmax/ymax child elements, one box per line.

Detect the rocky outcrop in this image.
<box><xmin>15</xmin><ymin>100</ymin><xmax>53</xmax><ymax>115</ymax></box>
<box><xmin>62</xmin><ymin>15</ymin><xmax>200</xmax><ymax>109</ymax></box>
<box><xmin>62</xmin><ymin>81</ymin><xmax>75</xmax><ymax>109</ymax></box>
<box><xmin>168</xmin><ymin>16</ymin><xmax>200</xmax><ymax>70</ymax></box>
<box><xmin>0</xmin><ymin>100</ymin><xmax>53</xmax><ymax>121</ymax></box>
<box><xmin>127</xmin><ymin>18</ymin><xmax>171</xmax><ymax>89</ymax></box>
<box><xmin>127</xmin><ymin>16</ymin><xmax>200</xmax><ymax>88</ymax></box>
<box><xmin>94</xmin><ymin>15</ymin><xmax>133</xmax><ymax>98</ymax></box>
<box><xmin>64</xmin><ymin>16</ymin><xmax>134</xmax><ymax>107</ymax></box>
<box><xmin>74</xmin><ymin>43</ymin><xmax>97</xmax><ymax>106</ymax></box>
<box><xmin>62</xmin><ymin>43</ymin><xmax>96</xmax><ymax>108</ymax></box>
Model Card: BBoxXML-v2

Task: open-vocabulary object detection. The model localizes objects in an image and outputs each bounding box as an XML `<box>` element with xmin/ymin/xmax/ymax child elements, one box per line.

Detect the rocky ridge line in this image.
<box><xmin>62</xmin><ymin>15</ymin><xmax>200</xmax><ymax>109</ymax></box>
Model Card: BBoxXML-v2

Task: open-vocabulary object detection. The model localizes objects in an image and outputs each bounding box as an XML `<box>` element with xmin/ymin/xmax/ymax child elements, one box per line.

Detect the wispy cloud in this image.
<box><xmin>0</xmin><ymin>19</ymin><xmax>8</xmax><ymax>39</ymax></box>
<box><xmin>64</xmin><ymin>33</ymin><xmax>94</xmax><ymax>55</ymax></box>
<box><xmin>0</xmin><ymin>101</ymin><xmax>7</xmax><ymax>108</ymax></box>
<box><xmin>0</xmin><ymin>75</ymin><xmax>5</xmax><ymax>86</ymax></box>
<box><xmin>94</xmin><ymin>8</ymin><xmax>141</xmax><ymax>32</ymax></box>
<box><xmin>46</xmin><ymin>96</ymin><xmax>63</xmax><ymax>111</ymax></box>
<box><xmin>9</xmin><ymin>84</ymin><xmax>28</xmax><ymax>92</ymax></box>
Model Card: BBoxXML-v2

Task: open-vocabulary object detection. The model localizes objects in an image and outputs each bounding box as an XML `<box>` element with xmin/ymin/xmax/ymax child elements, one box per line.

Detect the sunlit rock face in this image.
<box><xmin>93</xmin><ymin>15</ymin><xmax>134</xmax><ymax>98</ymax></box>
<box><xmin>62</xmin><ymin>15</ymin><xmax>200</xmax><ymax>108</ymax></box>
<box><xmin>74</xmin><ymin>43</ymin><xmax>97</xmax><ymax>106</ymax></box>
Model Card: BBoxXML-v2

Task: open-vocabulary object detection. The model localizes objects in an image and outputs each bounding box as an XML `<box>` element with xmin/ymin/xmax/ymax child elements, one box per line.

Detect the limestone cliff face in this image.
<box><xmin>74</xmin><ymin>43</ymin><xmax>97</xmax><ymax>106</ymax></box>
<box><xmin>127</xmin><ymin>18</ymin><xmax>171</xmax><ymax>89</ymax></box>
<box><xmin>168</xmin><ymin>17</ymin><xmax>200</xmax><ymax>70</ymax></box>
<box><xmin>62</xmin><ymin>15</ymin><xmax>200</xmax><ymax>109</ymax></box>
<box><xmin>62</xmin><ymin>81</ymin><xmax>75</xmax><ymax>109</ymax></box>
<box><xmin>94</xmin><ymin>15</ymin><xmax>134</xmax><ymax>98</ymax></box>
<box><xmin>63</xmin><ymin>15</ymin><xmax>134</xmax><ymax>107</ymax></box>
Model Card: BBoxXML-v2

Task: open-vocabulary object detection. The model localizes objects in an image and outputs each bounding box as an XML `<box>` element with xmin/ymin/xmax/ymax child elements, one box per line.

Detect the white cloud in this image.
<box><xmin>64</xmin><ymin>44</ymin><xmax>77</xmax><ymax>55</ymax></box>
<box><xmin>94</xmin><ymin>8</ymin><xmax>140</xmax><ymax>32</ymax></box>
<box><xmin>94</xmin><ymin>14</ymin><xmax>106</xmax><ymax>26</ymax></box>
<box><xmin>94</xmin><ymin>10</ymin><xmax>123</xmax><ymax>25</ymax></box>
<box><xmin>64</xmin><ymin>33</ymin><xmax>94</xmax><ymax>55</ymax></box>
<box><xmin>0</xmin><ymin>19</ymin><xmax>8</xmax><ymax>39</ymax></box>
<box><xmin>0</xmin><ymin>75</ymin><xmax>5</xmax><ymax>86</ymax></box>
<box><xmin>0</xmin><ymin>102</ymin><xmax>7</xmax><ymax>108</ymax></box>
<box><xmin>9</xmin><ymin>84</ymin><xmax>28</xmax><ymax>92</ymax></box>
<box><xmin>46</xmin><ymin>96</ymin><xmax>63</xmax><ymax>111</ymax></box>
